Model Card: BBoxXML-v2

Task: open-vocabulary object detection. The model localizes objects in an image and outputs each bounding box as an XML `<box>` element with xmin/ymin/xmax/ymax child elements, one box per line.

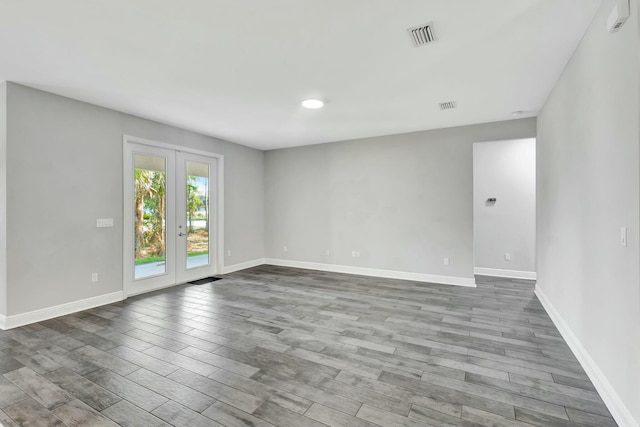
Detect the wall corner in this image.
<box><xmin>0</xmin><ymin>82</ymin><xmax>7</xmax><ymax>318</ymax></box>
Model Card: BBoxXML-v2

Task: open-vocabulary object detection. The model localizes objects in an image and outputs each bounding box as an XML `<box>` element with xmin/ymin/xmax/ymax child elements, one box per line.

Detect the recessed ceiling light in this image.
<box><xmin>512</xmin><ymin>110</ymin><xmax>525</xmax><ymax>117</ymax></box>
<box><xmin>302</xmin><ymin>99</ymin><xmax>324</xmax><ymax>109</ymax></box>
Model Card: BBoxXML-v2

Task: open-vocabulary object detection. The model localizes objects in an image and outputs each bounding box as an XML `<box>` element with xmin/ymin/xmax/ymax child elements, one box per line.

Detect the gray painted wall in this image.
<box><xmin>265</xmin><ymin>119</ymin><xmax>536</xmax><ymax>280</ymax></box>
<box><xmin>5</xmin><ymin>83</ymin><xmax>264</xmax><ymax>316</ymax></box>
<box><xmin>537</xmin><ymin>0</ymin><xmax>640</xmax><ymax>424</ymax></box>
<box><xmin>0</xmin><ymin>83</ymin><xmax>6</xmax><ymax>316</ymax></box>
<box><xmin>473</xmin><ymin>138</ymin><xmax>536</xmax><ymax>273</ymax></box>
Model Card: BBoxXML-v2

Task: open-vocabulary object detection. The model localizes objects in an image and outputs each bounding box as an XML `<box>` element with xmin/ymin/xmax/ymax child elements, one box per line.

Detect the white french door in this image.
<box><xmin>175</xmin><ymin>151</ymin><xmax>218</xmax><ymax>284</ymax></box>
<box><xmin>123</xmin><ymin>137</ymin><xmax>223</xmax><ymax>297</ymax></box>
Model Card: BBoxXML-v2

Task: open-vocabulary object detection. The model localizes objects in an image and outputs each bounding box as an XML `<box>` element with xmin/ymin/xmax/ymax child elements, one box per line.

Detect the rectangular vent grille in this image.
<box><xmin>408</xmin><ymin>24</ymin><xmax>435</xmax><ymax>47</ymax></box>
<box><xmin>439</xmin><ymin>101</ymin><xmax>457</xmax><ymax>110</ymax></box>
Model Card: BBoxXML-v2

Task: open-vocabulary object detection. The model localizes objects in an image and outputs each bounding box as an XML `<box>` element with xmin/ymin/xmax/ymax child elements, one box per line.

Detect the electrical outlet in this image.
<box><xmin>283</xmin><ymin>245</ymin><xmax>288</xmax><ymax>252</ymax></box>
<box><xmin>355</xmin><ymin>251</ymin><xmax>361</xmax><ymax>258</ymax></box>
<box><xmin>325</xmin><ymin>249</ymin><xmax>331</xmax><ymax>256</ymax></box>
<box><xmin>91</xmin><ymin>273</ymin><xmax>98</xmax><ymax>283</ymax></box>
<box><xmin>444</xmin><ymin>257</ymin><xmax>450</xmax><ymax>266</ymax></box>
<box><xmin>505</xmin><ymin>253</ymin><xmax>511</xmax><ymax>261</ymax></box>
<box><xmin>351</xmin><ymin>250</ymin><xmax>356</xmax><ymax>257</ymax></box>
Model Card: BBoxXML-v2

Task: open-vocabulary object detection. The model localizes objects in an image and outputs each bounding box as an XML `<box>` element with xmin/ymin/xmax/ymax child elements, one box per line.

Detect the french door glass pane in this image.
<box><xmin>134</xmin><ymin>154</ymin><xmax>167</xmax><ymax>279</ymax></box>
<box><xmin>185</xmin><ymin>161</ymin><xmax>209</xmax><ymax>270</ymax></box>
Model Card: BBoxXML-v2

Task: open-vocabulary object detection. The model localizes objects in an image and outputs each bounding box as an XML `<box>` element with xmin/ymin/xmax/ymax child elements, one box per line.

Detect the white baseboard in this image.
<box><xmin>222</xmin><ymin>258</ymin><xmax>266</xmax><ymax>274</ymax></box>
<box><xmin>535</xmin><ymin>285</ymin><xmax>638</xmax><ymax>427</ymax></box>
<box><xmin>0</xmin><ymin>291</ymin><xmax>124</xmax><ymax>330</ymax></box>
<box><xmin>265</xmin><ymin>258</ymin><xmax>476</xmax><ymax>287</ymax></box>
<box><xmin>474</xmin><ymin>267</ymin><xmax>537</xmax><ymax>280</ymax></box>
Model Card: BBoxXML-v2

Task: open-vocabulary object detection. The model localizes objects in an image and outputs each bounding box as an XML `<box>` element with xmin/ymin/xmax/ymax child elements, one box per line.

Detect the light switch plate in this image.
<box><xmin>97</xmin><ymin>218</ymin><xmax>114</xmax><ymax>228</ymax></box>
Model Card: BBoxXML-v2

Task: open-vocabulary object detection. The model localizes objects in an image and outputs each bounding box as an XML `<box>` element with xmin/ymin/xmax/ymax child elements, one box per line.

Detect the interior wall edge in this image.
<box><xmin>0</xmin><ymin>82</ymin><xmax>7</xmax><ymax>317</ymax></box>
<box><xmin>535</xmin><ymin>285</ymin><xmax>639</xmax><ymax>427</ymax></box>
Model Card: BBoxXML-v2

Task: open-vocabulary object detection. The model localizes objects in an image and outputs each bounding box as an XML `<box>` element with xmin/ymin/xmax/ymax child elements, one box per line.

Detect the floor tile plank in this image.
<box><xmin>306</xmin><ymin>402</ymin><xmax>382</xmax><ymax>427</ymax></box>
<box><xmin>152</xmin><ymin>400</ymin><xmax>224</xmax><ymax>427</ymax></box>
<box><xmin>84</xmin><ymin>368</ymin><xmax>168</xmax><ymax>413</ymax></box>
<box><xmin>166</xmin><ymin>368</ymin><xmax>264</xmax><ymax>413</ymax></box>
<box><xmin>101</xmin><ymin>400</ymin><xmax>171</xmax><ymax>427</ymax></box>
<box><xmin>51</xmin><ymin>398</ymin><xmax>119</xmax><ymax>427</ymax></box>
<box><xmin>3</xmin><ymin>398</ymin><xmax>66</xmax><ymax>427</ymax></box>
<box><xmin>202</xmin><ymin>400</ymin><xmax>277</xmax><ymax>427</ymax></box>
<box><xmin>126</xmin><ymin>368</ymin><xmax>215</xmax><ymax>412</ymax></box>
<box><xmin>252</xmin><ymin>401</ymin><xmax>330</xmax><ymax>427</ymax></box>
<box><xmin>0</xmin><ymin>376</ymin><xmax>29</xmax><ymax>409</ymax></box>
<box><xmin>44</xmin><ymin>367</ymin><xmax>121</xmax><ymax>411</ymax></box>
<box><xmin>4</xmin><ymin>367</ymin><xmax>74</xmax><ymax>410</ymax></box>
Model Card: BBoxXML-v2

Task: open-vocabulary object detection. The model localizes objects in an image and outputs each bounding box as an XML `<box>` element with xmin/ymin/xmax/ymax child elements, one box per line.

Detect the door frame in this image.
<box><xmin>122</xmin><ymin>134</ymin><xmax>225</xmax><ymax>297</ymax></box>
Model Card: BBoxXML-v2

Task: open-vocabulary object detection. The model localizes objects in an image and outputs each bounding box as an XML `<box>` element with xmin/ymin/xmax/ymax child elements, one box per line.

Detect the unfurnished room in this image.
<box><xmin>0</xmin><ymin>1</ymin><xmax>638</xmax><ymax>426</ymax></box>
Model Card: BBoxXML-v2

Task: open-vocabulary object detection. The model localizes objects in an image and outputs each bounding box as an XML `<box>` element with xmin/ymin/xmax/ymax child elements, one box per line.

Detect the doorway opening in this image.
<box><xmin>473</xmin><ymin>138</ymin><xmax>536</xmax><ymax>280</ymax></box>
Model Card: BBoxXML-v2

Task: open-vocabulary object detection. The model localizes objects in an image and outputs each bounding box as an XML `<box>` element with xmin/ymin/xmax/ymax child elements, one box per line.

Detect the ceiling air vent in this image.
<box><xmin>439</xmin><ymin>101</ymin><xmax>457</xmax><ymax>111</ymax></box>
<box><xmin>408</xmin><ymin>24</ymin><xmax>435</xmax><ymax>47</ymax></box>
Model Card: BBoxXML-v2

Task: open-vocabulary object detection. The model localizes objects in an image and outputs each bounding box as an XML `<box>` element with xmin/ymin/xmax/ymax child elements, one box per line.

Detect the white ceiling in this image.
<box><xmin>0</xmin><ymin>0</ymin><xmax>602</xmax><ymax>150</ymax></box>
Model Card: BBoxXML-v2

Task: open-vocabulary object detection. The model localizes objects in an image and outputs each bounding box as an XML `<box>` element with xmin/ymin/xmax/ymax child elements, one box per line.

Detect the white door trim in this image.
<box><xmin>122</xmin><ymin>135</ymin><xmax>225</xmax><ymax>298</ymax></box>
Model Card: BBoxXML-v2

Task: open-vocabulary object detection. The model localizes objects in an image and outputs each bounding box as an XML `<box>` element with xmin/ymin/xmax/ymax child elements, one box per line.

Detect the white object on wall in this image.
<box><xmin>96</xmin><ymin>218</ymin><xmax>114</xmax><ymax>228</ymax></box>
<box><xmin>607</xmin><ymin>0</ymin><xmax>630</xmax><ymax>32</ymax></box>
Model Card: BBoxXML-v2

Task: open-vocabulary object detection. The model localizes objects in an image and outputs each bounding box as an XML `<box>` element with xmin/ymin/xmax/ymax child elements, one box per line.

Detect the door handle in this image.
<box><xmin>178</xmin><ymin>232</ymin><xmax>186</xmax><ymax>237</ymax></box>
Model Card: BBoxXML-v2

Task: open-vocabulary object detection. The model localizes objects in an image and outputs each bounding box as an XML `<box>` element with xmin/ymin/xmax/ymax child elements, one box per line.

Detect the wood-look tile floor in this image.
<box><xmin>0</xmin><ymin>265</ymin><xmax>617</xmax><ymax>426</ymax></box>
